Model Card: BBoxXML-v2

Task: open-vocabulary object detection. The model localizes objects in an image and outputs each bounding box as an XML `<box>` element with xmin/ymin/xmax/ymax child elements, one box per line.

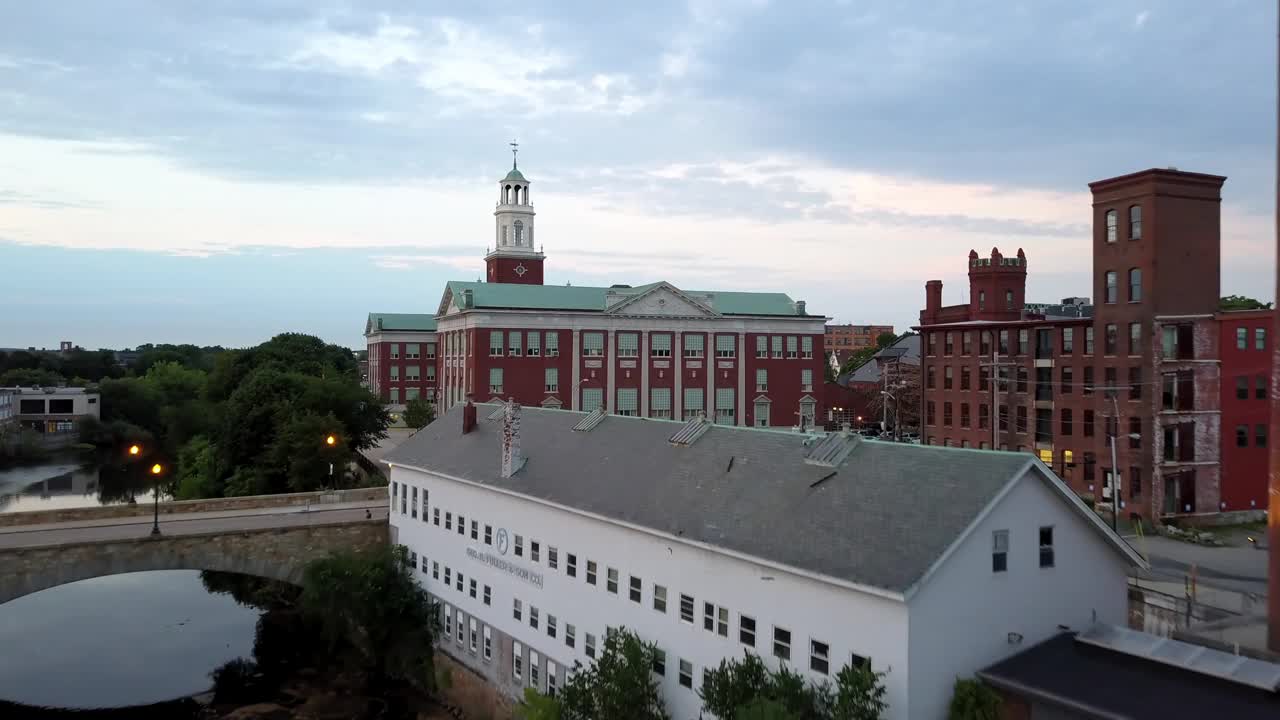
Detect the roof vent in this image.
<box><xmin>669</xmin><ymin>413</ymin><xmax>710</xmax><ymax>446</ymax></box>
<box><xmin>804</xmin><ymin>432</ymin><xmax>859</xmax><ymax>467</ymax></box>
<box><xmin>572</xmin><ymin>407</ymin><xmax>607</xmax><ymax>432</ymax></box>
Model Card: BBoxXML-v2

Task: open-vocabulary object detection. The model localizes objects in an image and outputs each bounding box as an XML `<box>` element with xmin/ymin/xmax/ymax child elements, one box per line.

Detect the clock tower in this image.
<box><xmin>485</xmin><ymin>143</ymin><xmax>545</xmax><ymax>285</ymax></box>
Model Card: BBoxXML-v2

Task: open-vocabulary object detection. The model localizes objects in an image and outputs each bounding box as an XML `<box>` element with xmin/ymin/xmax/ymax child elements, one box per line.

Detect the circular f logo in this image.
<box><xmin>496</xmin><ymin>528</ymin><xmax>510</xmax><ymax>555</ymax></box>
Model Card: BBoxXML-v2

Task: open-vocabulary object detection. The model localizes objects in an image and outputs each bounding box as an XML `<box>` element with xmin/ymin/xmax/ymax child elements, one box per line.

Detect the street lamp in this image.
<box><xmin>324</xmin><ymin>433</ymin><xmax>340</xmax><ymax>489</ymax></box>
<box><xmin>128</xmin><ymin>444</ymin><xmax>141</xmax><ymax>456</ymax></box>
<box><xmin>149</xmin><ymin>463</ymin><xmax>164</xmax><ymax>537</ymax></box>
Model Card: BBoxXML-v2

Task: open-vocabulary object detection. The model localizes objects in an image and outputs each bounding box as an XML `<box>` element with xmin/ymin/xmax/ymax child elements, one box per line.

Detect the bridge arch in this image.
<box><xmin>0</xmin><ymin>521</ymin><xmax>386</xmax><ymax>606</ymax></box>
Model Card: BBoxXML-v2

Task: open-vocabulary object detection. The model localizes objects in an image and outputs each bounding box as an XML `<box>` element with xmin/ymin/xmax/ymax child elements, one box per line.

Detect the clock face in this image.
<box><xmin>496</xmin><ymin>528</ymin><xmax>510</xmax><ymax>555</ymax></box>
<box><xmin>515</xmin><ymin>263</ymin><xmax>528</xmax><ymax>277</ymax></box>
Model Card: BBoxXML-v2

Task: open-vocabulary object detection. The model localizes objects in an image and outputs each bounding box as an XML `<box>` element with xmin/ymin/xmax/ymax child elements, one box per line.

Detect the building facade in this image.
<box><xmin>371</xmin><ymin>156</ymin><xmax>826</xmax><ymax>428</ymax></box>
<box><xmin>1218</xmin><ymin>309</ymin><xmax>1273</xmax><ymax>513</ymax></box>
<box><xmin>825</xmin><ymin>324</ymin><xmax>895</xmax><ymax>353</ymax></box>
<box><xmin>917</xmin><ymin>168</ymin><xmax>1245</xmax><ymax>521</ymax></box>
<box><xmin>5</xmin><ymin>386</ymin><xmax>101</xmax><ymax>435</ymax></box>
<box><xmin>385</xmin><ymin>402</ymin><xmax>1142</xmax><ymax>720</ymax></box>
<box><xmin>365</xmin><ymin>313</ymin><xmax>438</xmax><ymax>406</ymax></box>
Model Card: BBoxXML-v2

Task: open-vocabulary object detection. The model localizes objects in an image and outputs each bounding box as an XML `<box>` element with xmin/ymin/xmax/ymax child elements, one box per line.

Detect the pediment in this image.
<box><xmin>437</xmin><ymin>287</ymin><xmax>456</xmax><ymax>317</ymax></box>
<box><xmin>752</xmin><ymin>394</ymin><xmax>772</xmax><ymax>404</ymax></box>
<box><xmin>605</xmin><ymin>283</ymin><xmax>720</xmax><ymax>318</ymax></box>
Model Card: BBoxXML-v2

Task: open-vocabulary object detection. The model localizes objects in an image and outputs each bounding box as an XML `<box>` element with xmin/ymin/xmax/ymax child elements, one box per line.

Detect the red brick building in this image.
<box><xmin>1219</xmin><ymin>309</ymin><xmax>1273</xmax><ymax>512</ymax></box>
<box><xmin>371</xmin><ymin>155</ymin><xmax>827</xmax><ymax>428</ymax></box>
<box><xmin>917</xmin><ymin>168</ymin><xmax>1251</xmax><ymax>522</ymax></box>
<box><xmin>365</xmin><ymin>313</ymin><xmax>437</xmax><ymax>406</ymax></box>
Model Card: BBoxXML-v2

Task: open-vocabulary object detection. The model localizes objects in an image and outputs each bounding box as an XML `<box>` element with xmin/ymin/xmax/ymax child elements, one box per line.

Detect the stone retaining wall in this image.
<box><xmin>435</xmin><ymin>650</ymin><xmax>514</xmax><ymax>720</ymax></box>
<box><xmin>0</xmin><ymin>486</ymin><xmax>387</xmax><ymax>528</ymax></box>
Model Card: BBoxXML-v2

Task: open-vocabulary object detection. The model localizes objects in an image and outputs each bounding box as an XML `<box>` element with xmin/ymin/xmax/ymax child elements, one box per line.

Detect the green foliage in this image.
<box><xmin>557</xmin><ymin>628</ymin><xmax>668</xmax><ymax>720</ymax></box>
<box><xmin>947</xmin><ymin>678</ymin><xmax>1001</xmax><ymax>720</ymax></box>
<box><xmin>517</xmin><ymin>688</ymin><xmax>564</xmax><ymax>720</ymax></box>
<box><xmin>874</xmin><ymin>332</ymin><xmax>897</xmax><ymax>349</ymax></box>
<box><xmin>175</xmin><ymin>436</ymin><xmax>222</xmax><ymax>500</ymax></box>
<box><xmin>0</xmin><ymin>367</ymin><xmax>66</xmax><ymax>387</ymax></box>
<box><xmin>300</xmin><ymin>545</ymin><xmax>439</xmax><ymax>685</ymax></box>
<box><xmin>404</xmin><ymin>397</ymin><xmax>436</xmax><ymax>429</ymax></box>
<box><xmin>0</xmin><ymin>347</ymin><xmax>124</xmax><ymax>384</ymax></box>
<box><xmin>701</xmin><ymin>654</ymin><xmax>888</xmax><ymax>720</ymax></box>
<box><xmin>1219</xmin><ymin>295</ymin><xmax>1272</xmax><ymax>311</ymax></box>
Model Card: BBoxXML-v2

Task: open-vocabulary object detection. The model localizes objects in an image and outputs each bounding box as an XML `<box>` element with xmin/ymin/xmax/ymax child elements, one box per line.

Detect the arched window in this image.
<box><xmin>501</xmin><ymin>225</ymin><xmax>508</xmax><ymax>245</ymax></box>
<box><xmin>504</xmin><ymin>185</ymin><xmax>512</xmax><ymax>204</ymax></box>
<box><xmin>1129</xmin><ymin>268</ymin><xmax>1142</xmax><ymax>302</ymax></box>
<box><xmin>1105</xmin><ymin>209</ymin><xmax>1117</xmax><ymax>243</ymax></box>
<box><xmin>514</xmin><ymin>220</ymin><xmax>524</xmax><ymax>244</ymax></box>
<box><xmin>1129</xmin><ymin>205</ymin><xmax>1142</xmax><ymax>240</ymax></box>
<box><xmin>515</xmin><ymin>186</ymin><xmax>523</xmax><ymax>205</ymax></box>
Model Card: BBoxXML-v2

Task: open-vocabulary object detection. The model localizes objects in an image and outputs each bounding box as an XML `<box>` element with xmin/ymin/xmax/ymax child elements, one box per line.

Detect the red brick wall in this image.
<box><xmin>1219</xmin><ymin>310</ymin><xmax>1274</xmax><ymax>512</ymax></box>
<box><xmin>486</xmin><ymin>256</ymin><xmax>544</xmax><ymax>285</ymax></box>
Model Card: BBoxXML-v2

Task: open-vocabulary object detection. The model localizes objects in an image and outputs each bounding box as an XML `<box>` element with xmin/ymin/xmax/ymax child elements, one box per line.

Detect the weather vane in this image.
<box><xmin>509</xmin><ymin>139</ymin><xmax>519</xmax><ymax>169</ymax></box>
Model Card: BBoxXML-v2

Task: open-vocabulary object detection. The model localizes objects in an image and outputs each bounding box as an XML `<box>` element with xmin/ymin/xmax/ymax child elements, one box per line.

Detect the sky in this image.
<box><xmin>0</xmin><ymin>1</ymin><xmax>1274</xmax><ymax>350</ymax></box>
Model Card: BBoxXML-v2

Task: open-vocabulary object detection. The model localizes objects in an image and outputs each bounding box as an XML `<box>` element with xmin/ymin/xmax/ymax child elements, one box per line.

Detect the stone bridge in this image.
<box><xmin>0</xmin><ymin>488</ymin><xmax>389</xmax><ymax>605</ymax></box>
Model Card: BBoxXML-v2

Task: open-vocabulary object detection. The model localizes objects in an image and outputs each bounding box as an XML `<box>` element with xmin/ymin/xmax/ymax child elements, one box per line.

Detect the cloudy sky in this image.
<box><xmin>0</xmin><ymin>1</ymin><xmax>1274</xmax><ymax>350</ymax></box>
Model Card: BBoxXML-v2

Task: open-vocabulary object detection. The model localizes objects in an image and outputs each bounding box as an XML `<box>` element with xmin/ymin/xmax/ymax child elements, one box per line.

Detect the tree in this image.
<box><xmin>1220</xmin><ymin>294</ymin><xmax>1273</xmax><ymax>311</ymax></box>
<box><xmin>736</xmin><ymin>698</ymin><xmax>795</xmax><ymax>720</ymax></box>
<box><xmin>700</xmin><ymin>653</ymin><xmax>774</xmax><ymax>719</ymax></box>
<box><xmin>404</xmin><ymin>398</ymin><xmax>436</xmax><ymax>429</ymax></box>
<box><xmin>864</xmin><ymin>364</ymin><xmax>921</xmax><ymax>435</ymax></box>
<box><xmin>831</xmin><ymin>663</ymin><xmax>888</xmax><ymax>720</ymax></box>
<box><xmin>701</xmin><ymin>654</ymin><xmax>888</xmax><ymax>720</ymax></box>
<box><xmin>516</xmin><ymin>688</ymin><xmax>564</xmax><ymax>720</ymax></box>
<box><xmin>0</xmin><ymin>367</ymin><xmax>65</xmax><ymax>387</ymax></box>
<box><xmin>559</xmin><ymin>628</ymin><xmax>669</xmax><ymax>720</ymax></box>
<box><xmin>300</xmin><ymin>545</ymin><xmax>439</xmax><ymax>687</ymax></box>
<box><xmin>947</xmin><ymin>678</ymin><xmax>1000</xmax><ymax>720</ymax></box>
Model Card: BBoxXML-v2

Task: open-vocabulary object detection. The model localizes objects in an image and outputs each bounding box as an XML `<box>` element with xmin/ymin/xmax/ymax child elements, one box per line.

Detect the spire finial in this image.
<box><xmin>509</xmin><ymin>139</ymin><xmax>519</xmax><ymax>170</ymax></box>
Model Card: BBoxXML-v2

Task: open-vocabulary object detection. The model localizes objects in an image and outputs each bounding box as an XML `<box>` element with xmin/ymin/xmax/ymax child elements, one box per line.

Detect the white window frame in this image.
<box><xmin>618</xmin><ymin>332</ymin><xmax>639</xmax><ymax>357</ymax></box>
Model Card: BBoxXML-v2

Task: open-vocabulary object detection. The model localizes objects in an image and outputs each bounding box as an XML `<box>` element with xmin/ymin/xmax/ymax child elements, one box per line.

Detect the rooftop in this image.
<box><xmin>366</xmin><ymin>312</ymin><xmax>438</xmax><ymax>334</ymax></box>
<box><xmin>385</xmin><ymin>403</ymin><xmax>1136</xmax><ymax>597</ymax></box>
<box><xmin>443</xmin><ymin>280</ymin><xmax>810</xmax><ymax>318</ymax></box>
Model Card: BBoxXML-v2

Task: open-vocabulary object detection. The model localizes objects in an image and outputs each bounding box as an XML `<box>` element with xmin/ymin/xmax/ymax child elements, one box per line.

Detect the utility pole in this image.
<box><xmin>980</xmin><ymin>350</ymin><xmax>1017</xmax><ymax>449</ymax></box>
<box><xmin>1089</xmin><ymin>385</ymin><xmax>1128</xmax><ymax>532</ymax></box>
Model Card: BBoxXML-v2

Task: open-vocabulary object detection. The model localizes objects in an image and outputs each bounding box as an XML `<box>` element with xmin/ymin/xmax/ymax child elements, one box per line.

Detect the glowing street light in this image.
<box><xmin>149</xmin><ymin>463</ymin><xmax>165</xmax><ymax>537</ymax></box>
<box><xmin>128</xmin><ymin>444</ymin><xmax>141</xmax><ymax>456</ymax></box>
<box><xmin>325</xmin><ymin>434</ymin><xmax>337</xmax><ymax>446</ymax></box>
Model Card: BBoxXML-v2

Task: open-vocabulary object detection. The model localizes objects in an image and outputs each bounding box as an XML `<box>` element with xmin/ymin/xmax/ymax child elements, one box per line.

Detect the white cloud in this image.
<box><xmin>1135</xmin><ymin>10</ymin><xmax>1150</xmax><ymax>28</ymax></box>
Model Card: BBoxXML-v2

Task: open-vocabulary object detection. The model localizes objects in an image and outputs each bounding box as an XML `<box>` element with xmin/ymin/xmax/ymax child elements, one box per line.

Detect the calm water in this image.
<box><xmin>0</xmin><ymin>570</ymin><xmax>261</xmax><ymax>709</ymax></box>
<box><xmin>0</xmin><ymin>456</ymin><xmax>161</xmax><ymax>514</ymax></box>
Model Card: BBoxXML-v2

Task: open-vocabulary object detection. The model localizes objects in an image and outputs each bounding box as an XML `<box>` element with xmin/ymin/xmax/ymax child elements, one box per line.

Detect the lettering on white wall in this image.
<box><xmin>468</xmin><ymin>547</ymin><xmax>545</xmax><ymax>589</ymax></box>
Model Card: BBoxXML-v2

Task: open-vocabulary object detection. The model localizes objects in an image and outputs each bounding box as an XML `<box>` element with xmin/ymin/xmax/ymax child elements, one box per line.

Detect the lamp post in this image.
<box><xmin>325</xmin><ymin>434</ymin><xmax>339</xmax><ymax>490</ymax></box>
<box><xmin>149</xmin><ymin>462</ymin><xmax>164</xmax><ymax>537</ymax></box>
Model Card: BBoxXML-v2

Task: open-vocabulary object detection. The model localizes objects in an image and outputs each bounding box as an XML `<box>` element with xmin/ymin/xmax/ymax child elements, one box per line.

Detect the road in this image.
<box><xmin>0</xmin><ymin>501</ymin><xmax>389</xmax><ymax>550</ymax></box>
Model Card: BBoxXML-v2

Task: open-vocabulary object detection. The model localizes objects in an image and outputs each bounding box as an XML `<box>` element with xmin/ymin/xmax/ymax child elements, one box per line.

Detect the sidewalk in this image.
<box><xmin>0</xmin><ymin>499</ymin><xmax>387</xmax><ymax>536</ymax></box>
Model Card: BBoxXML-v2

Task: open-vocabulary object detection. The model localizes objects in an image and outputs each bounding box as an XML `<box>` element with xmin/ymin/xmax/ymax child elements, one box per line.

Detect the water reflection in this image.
<box><xmin>0</xmin><ymin>453</ymin><xmax>167</xmax><ymax>514</ymax></box>
<box><xmin>0</xmin><ymin>570</ymin><xmax>260</xmax><ymax>710</ymax></box>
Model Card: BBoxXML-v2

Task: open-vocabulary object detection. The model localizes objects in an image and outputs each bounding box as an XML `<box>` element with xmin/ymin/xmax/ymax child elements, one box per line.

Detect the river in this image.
<box><xmin>0</xmin><ymin>570</ymin><xmax>261</xmax><ymax>715</ymax></box>
<box><xmin>0</xmin><ymin>454</ymin><xmax>160</xmax><ymax>514</ymax></box>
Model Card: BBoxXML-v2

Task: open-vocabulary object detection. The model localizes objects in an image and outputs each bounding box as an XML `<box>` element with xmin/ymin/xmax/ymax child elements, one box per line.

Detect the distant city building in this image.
<box><xmin>385</xmin><ymin>401</ymin><xmax>1144</xmax><ymax>720</ymax></box>
<box><xmin>364</xmin><ymin>313</ymin><xmax>438</xmax><ymax>407</ymax></box>
<box><xmin>825</xmin><ymin>324</ymin><xmax>894</xmax><ymax>352</ymax></box>
<box><xmin>370</xmin><ymin>152</ymin><xmax>826</xmax><ymax>428</ymax></box>
<box><xmin>0</xmin><ymin>389</ymin><xmax>15</xmax><ymax>428</ymax></box>
<box><xmin>917</xmin><ymin>168</ymin><xmax>1268</xmax><ymax>521</ymax></box>
<box><xmin>827</xmin><ymin>335</ymin><xmax>921</xmax><ymax>429</ymax></box>
<box><xmin>4</xmin><ymin>386</ymin><xmax>101</xmax><ymax>435</ymax></box>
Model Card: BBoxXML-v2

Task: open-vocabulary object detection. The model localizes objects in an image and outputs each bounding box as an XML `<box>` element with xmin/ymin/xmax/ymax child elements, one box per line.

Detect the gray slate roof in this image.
<box><xmin>386</xmin><ymin>403</ymin><xmax>1043</xmax><ymax>596</ymax></box>
<box><xmin>840</xmin><ymin>334</ymin><xmax>921</xmax><ymax>386</ymax></box>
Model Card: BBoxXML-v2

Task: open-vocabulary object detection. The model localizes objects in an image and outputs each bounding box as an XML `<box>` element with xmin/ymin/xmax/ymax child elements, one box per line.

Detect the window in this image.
<box><xmin>755</xmin><ymin>335</ymin><xmax>768</xmax><ymax>358</ymax></box>
<box><xmin>703</xmin><ymin>602</ymin><xmax>715</xmax><ymax>631</ymax></box>
<box><xmin>1085</xmin><ymin>327</ymin><xmax>1094</xmax><ymax>355</ymax></box>
<box><xmin>548</xmin><ymin>547</ymin><xmax>558</xmax><ymax>570</ymax></box>
<box><xmin>545</xmin><ymin>332</ymin><xmax>560</xmax><ymax>356</ymax></box>
<box><xmin>978</xmin><ymin>404</ymin><xmax>989</xmax><ymax>429</ymax></box>
<box><xmin>810</xmin><ymin>640</ymin><xmax>830</xmax><ymax>675</ymax></box>
<box><xmin>483</xmin><ymin>585</ymin><xmax>491</xmax><ymax>606</ymax></box>
<box><xmin>928</xmin><ymin>333</ymin><xmax>938</xmax><ymax>356</ymax></box>
<box><xmin>566</xmin><ymin>624</ymin><xmax>576</xmax><ymax>649</ymax></box>
<box><xmin>1005</xmin><ymin>290</ymin><xmax>1014</xmax><ymax>310</ymax></box>
<box><xmin>585</xmin><ymin>633</ymin><xmax>597</xmax><ymax>659</ymax></box>
<box><xmin>547</xmin><ymin>614</ymin><xmax>557</xmax><ymax>638</ymax></box>
<box><xmin>432</xmin><ymin>561</ymin><xmax>439</xmax><ymax>579</ymax></box>
<box><xmin>943</xmin><ymin>402</ymin><xmax>953</xmax><ymax>427</ymax></box>
<box><xmin>410</xmin><ymin>487</ymin><xmax>418</xmax><ymax>518</ymax></box>
<box><xmin>773</xmin><ymin>627</ymin><xmax>792</xmax><ymax>661</ymax></box>
<box><xmin>1016</xmin><ymin>367</ymin><xmax>1028</xmax><ymax>393</ymax></box>
<box><xmin>513</xmin><ymin>598</ymin><xmax>523</xmax><ymax>622</ymax></box>
<box><xmin>484</xmin><ymin>524</ymin><xmax>492</xmax><ymax>544</ymax></box>
<box><xmin>1035</xmin><ymin>367</ymin><xmax>1051</xmax><ymax>401</ymax></box>
<box><xmin>457</xmin><ymin>516</ymin><xmax>465</xmax><ymax>537</ymax></box>
<box><xmin>470</xmin><ymin>520</ymin><xmax>478</xmax><ymax>540</ymax></box>
<box><xmin>650</xmin><ymin>388</ymin><xmax>672</xmax><ymax>419</ymax></box>
<box><xmin>927</xmin><ymin>401</ymin><xmax>936</xmax><ymax>426</ymax></box>
<box><xmin>1162</xmin><ymin>370</ymin><xmax>1195</xmax><ymax>411</ymax></box>
<box><xmin>405</xmin><ymin>366</ymin><xmax>421</xmax><ymax>382</ymax></box>
<box><xmin>1060</xmin><ymin>409</ymin><xmax>1073</xmax><ymax>436</ymax></box>
<box><xmin>445</xmin><ymin>512</ymin><xmax>452</xmax><ymax>531</ymax></box>
<box><xmin>1237</xmin><ymin>425</ymin><xmax>1249</xmax><ymax>447</ymax></box>
<box><xmin>606</xmin><ymin>567</ymin><xmax>619</xmax><ymax>593</ymax></box>
<box><xmin>683</xmin><ymin>388</ymin><xmax>704</xmax><ymax>420</ymax></box>
<box><xmin>629</xmin><ymin>576</ymin><xmax>642</xmax><ymax>603</ymax></box>
<box><xmin>581</xmin><ymin>387</ymin><xmax>603</xmax><ymax>413</ymax></box>
<box><xmin>527</xmin><ymin>331</ymin><xmax>540</xmax><ymax>357</ymax></box>
<box><xmin>390</xmin><ymin>343</ymin><xmax>400</xmax><ymax>359</ymax></box>
<box><xmin>1128</xmin><ymin>322</ymin><xmax>1142</xmax><ymax>356</ymax></box>
<box><xmin>1083</xmin><ymin>409</ymin><xmax>1094</xmax><ymax>437</ymax></box>
<box><xmin>1105</xmin><ymin>209</ymin><xmax>1117</xmax><ymax>242</ymax></box>
<box><xmin>456</xmin><ymin>569</ymin><xmax>464</xmax><ymax>591</ymax></box>
<box><xmin>997</xmin><ymin>405</ymin><xmax>1007</xmax><ymax>431</ymax></box>
<box><xmin>1128</xmin><ymin>268</ymin><xmax>1142</xmax><ymax>302</ymax></box>
<box><xmin>566</xmin><ymin>553</ymin><xmax>577</xmax><ymax>577</ymax></box>
<box><xmin>771</xmin><ymin>335</ymin><xmax>784</xmax><ymax>358</ymax></box>
<box><xmin>1060</xmin><ymin>366</ymin><xmax>1073</xmax><ymax>395</ymax></box>
<box><xmin>1129</xmin><ymin>205</ymin><xmax>1142</xmax><ymax>239</ymax></box>
<box><xmin>616</xmin><ymin>388</ymin><xmax>638</xmax><ymax>417</ymax></box>
<box><xmin>962</xmin><ymin>331</ymin><xmax>973</xmax><ymax>355</ymax></box>
<box><xmin>1258</xmin><ymin>424</ymin><xmax>1268</xmax><ymax>448</ymax></box>
<box><xmin>979</xmin><ymin>291</ymin><xmax>986</xmax><ymax>310</ymax></box>
<box><xmin>786</xmin><ymin>336</ymin><xmax>798</xmax><ymax>358</ymax></box>
<box><xmin>1130</xmin><ymin>466</ymin><xmax>1142</xmax><ymax>498</ymax></box>
<box><xmin>508</xmin><ymin>331</ymin><xmax>523</xmax><ymax>356</ymax></box>
<box><xmin>1257</xmin><ymin>328</ymin><xmax>1268</xmax><ymax>350</ymax></box>
<box><xmin>1083</xmin><ymin>366</ymin><xmax>1094</xmax><ymax>395</ymax></box>
<box><xmin>389</xmin><ymin>365</ymin><xmax>400</xmax><ymax>381</ymax></box>
<box><xmin>455</xmin><ymin>609</ymin><xmax>464</xmax><ymax>644</ymax></box>
<box><xmin>944</xmin><ymin>366</ymin><xmax>953</xmax><ymax>390</ymax></box>
<box><xmin>1162</xmin><ymin>323</ymin><xmax>1195</xmax><ymax>360</ymax></box>
<box><xmin>1104</xmin><ymin>324</ymin><xmax>1117</xmax><ymax>355</ymax></box>
<box><xmin>489</xmin><ymin>331</ymin><xmax>504</xmax><ymax>357</ymax></box>
<box><xmin>513</xmin><ymin>641</ymin><xmax>523</xmax><ymax>680</ymax></box>
<box><xmin>715</xmin><ymin>388</ymin><xmax>735</xmax><ymax>424</ymax></box>
<box><xmin>998</xmin><ymin>330</ymin><xmax>1009</xmax><ymax>355</ymax></box>
<box><xmin>1238</xmin><ymin>327</ymin><xmax>1248</xmax><ymax>350</ymax></box>
<box><xmin>469</xmin><ymin>578</ymin><xmax>477</xmax><ymax>598</ymax></box>
<box><xmin>801</xmin><ymin>368</ymin><xmax>813</xmax><ymax>392</ymax></box>
<box><xmin>654</xmin><ymin>585</ymin><xmax>667</xmax><ymax>613</ymax></box>
<box><xmin>992</xmin><ymin>530</ymin><xmax>1009</xmax><ymax>572</ymax></box>
<box><xmin>514</xmin><ymin>534</ymin><xmax>524</xmax><ymax>557</ymax></box>
<box><xmin>679</xmin><ymin>594</ymin><xmax>695</xmax><ymax>624</ymax></box>
<box><xmin>530</xmin><ymin>650</ymin><xmax>540</xmax><ymax>688</ymax></box>
<box><xmin>756</xmin><ymin>368</ymin><xmax>768</xmax><ymax>392</ymax></box>
<box><xmin>961</xmin><ymin>367</ymin><xmax>971</xmax><ymax>390</ymax></box>
<box><xmin>545</xmin><ymin>368</ymin><xmax>558</xmax><ymax>392</ymax></box>
<box><xmin>801</xmin><ymin>336</ymin><xmax>813</xmax><ymax>359</ymax></box>
<box><xmin>679</xmin><ymin>660</ymin><xmax>693</xmax><ymax>689</ymax></box>
<box><xmin>944</xmin><ymin>332</ymin><xmax>954</xmax><ymax>355</ymax></box>
<box><xmin>483</xmin><ymin>625</ymin><xmax>492</xmax><ymax>662</ymax></box>
<box><xmin>927</xmin><ymin>367</ymin><xmax>936</xmax><ymax>389</ymax></box>
<box><xmin>1129</xmin><ymin>417</ymin><xmax>1142</xmax><ymax>449</ymax></box>
<box><xmin>717</xmin><ymin>606</ymin><xmax>729</xmax><ymax>636</ymax></box>
<box><xmin>980</xmin><ymin>367</ymin><xmax>991</xmax><ymax>391</ymax></box>
<box><xmin>980</xmin><ymin>331</ymin><xmax>992</xmax><ymax>355</ymax></box>
<box><xmin>740</xmin><ymin>615</ymin><xmax>756</xmax><ymax>647</ymax></box>
<box><xmin>1018</xmin><ymin>329</ymin><xmax>1029</xmax><ymax>356</ymax></box>
<box><xmin>1129</xmin><ymin>367</ymin><xmax>1142</xmax><ymax>400</ymax></box>
<box><xmin>652</xmin><ymin>648</ymin><xmax>667</xmax><ymax>677</ymax></box>
<box><xmin>530</xmin><ymin>606</ymin><xmax>539</xmax><ymax>630</ymax></box>
<box><xmin>618</xmin><ymin>332</ymin><xmax>639</xmax><ymax>358</ymax></box>
<box><xmin>469</xmin><ymin>617</ymin><xmax>478</xmax><ymax>653</ymax></box>
<box><xmin>1039</xmin><ymin>527</ymin><xmax>1055</xmax><ymax>568</ymax></box>
<box><xmin>489</xmin><ymin>368</ymin><xmax>503</xmax><ymax>394</ymax></box>
<box><xmin>586</xmin><ymin>560</ymin><xmax>597</xmax><ymax>585</ymax></box>
<box><xmin>651</xmin><ymin>333</ymin><xmax>671</xmax><ymax>357</ymax></box>
<box><xmin>960</xmin><ymin>403</ymin><xmax>971</xmax><ymax>428</ymax></box>
<box><xmin>684</xmin><ymin>334</ymin><xmax>705</xmax><ymax>358</ymax></box>
<box><xmin>715</xmin><ymin>335</ymin><xmax>735</xmax><ymax>358</ymax></box>
<box><xmin>582</xmin><ymin>332</ymin><xmax>604</xmax><ymax>357</ymax></box>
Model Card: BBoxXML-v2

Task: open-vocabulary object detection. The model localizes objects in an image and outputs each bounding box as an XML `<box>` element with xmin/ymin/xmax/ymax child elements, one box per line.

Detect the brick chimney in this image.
<box><xmin>501</xmin><ymin>400</ymin><xmax>526</xmax><ymax>477</ymax></box>
<box><xmin>462</xmin><ymin>396</ymin><xmax>477</xmax><ymax>435</ymax></box>
<box><xmin>922</xmin><ymin>280</ymin><xmax>943</xmax><ymax>324</ymax></box>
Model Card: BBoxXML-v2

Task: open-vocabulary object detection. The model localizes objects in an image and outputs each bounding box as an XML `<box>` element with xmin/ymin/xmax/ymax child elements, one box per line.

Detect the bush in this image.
<box><xmin>948</xmin><ymin>678</ymin><xmax>1000</xmax><ymax>720</ymax></box>
<box><xmin>701</xmin><ymin>653</ymin><xmax>888</xmax><ymax>720</ymax></box>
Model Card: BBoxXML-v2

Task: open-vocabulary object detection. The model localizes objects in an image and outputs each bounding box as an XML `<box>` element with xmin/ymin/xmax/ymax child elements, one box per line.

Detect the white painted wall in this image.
<box><xmin>390</xmin><ymin>464</ymin><xmax>912</xmax><ymax>720</ymax></box>
<box><xmin>906</xmin><ymin>469</ymin><xmax>1132</xmax><ymax>720</ymax></box>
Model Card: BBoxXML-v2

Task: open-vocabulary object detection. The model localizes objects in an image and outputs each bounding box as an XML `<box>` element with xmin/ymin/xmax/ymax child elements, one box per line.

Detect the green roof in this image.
<box><xmin>444</xmin><ymin>281</ymin><xmax>807</xmax><ymax>317</ymax></box>
<box><xmin>503</xmin><ymin>168</ymin><xmax>527</xmax><ymax>182</ymax></box>
<box><xmin>366</xmin><ymin>313</ymin><xmax>437</xmax><ymax>333</ymax></box>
